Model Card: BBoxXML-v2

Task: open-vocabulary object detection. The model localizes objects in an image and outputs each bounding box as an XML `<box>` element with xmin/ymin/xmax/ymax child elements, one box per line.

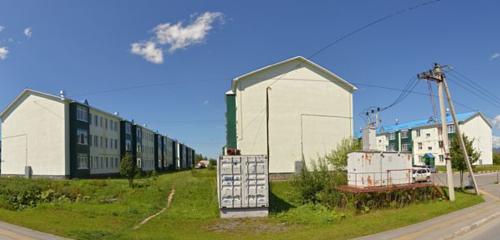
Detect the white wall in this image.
<box><xmin>89</xmin><ymin>109</ymin><xmax>121</xmax><ymax>174</ymax></box>
<box><xmin>412</xmin><ymin>127</ymin><xmax>446</xmax><ymax>166</ymax></box>
<box><xmin>1</xmin><ymin>94</ymin><xmax>68</xmax><ymax>176</ymax></box>
<box><xmin>235</xmin><ymin>60</ymin><xmax>354</xmax><ymax>173</ymax></box>
<box><xmin>461</xmin><ymin>115</ymin><xmax>493</xmax><ymax>165</ymax></box>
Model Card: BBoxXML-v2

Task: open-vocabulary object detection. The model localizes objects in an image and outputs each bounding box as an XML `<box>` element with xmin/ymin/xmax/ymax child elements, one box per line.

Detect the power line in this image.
<box><xmin>446</xmin><ymin>76</ymin><xmax>500</xmax><ymax>108</ymax></box>
<box><xmin>308</xmin><ymin>0</ymin><xmax>445</xmax><ymax>59</ymax></box>
<box><xmin>446</xmin><ymin>70</ymin><xmax>500</xmax><ymax>106</ymax></box>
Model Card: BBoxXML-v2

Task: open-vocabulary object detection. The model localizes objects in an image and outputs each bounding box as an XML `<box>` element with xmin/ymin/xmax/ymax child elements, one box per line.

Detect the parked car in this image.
<box><xmin>413</xmin><ymin>168</ymin><xmax>431</xmax><ymax>182</ymax></box>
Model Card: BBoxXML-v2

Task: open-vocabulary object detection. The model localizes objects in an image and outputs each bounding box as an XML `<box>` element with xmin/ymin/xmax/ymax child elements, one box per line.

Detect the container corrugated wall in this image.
<box><xmin>217</xmin><ymin>155</ymin><xmax>269</xmax><ymax>218</ymax></box>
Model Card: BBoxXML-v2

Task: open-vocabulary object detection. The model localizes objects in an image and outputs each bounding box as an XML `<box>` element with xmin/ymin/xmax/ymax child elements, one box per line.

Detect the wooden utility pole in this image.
<box><xmin>418</xmin><ymin>64</ymin><xmax>455</xmax><ymax>201</ymax></box>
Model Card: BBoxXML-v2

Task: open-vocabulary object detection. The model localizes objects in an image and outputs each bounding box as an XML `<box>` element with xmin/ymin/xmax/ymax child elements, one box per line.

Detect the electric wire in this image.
<box><xmin>308</xmin><ymin>0</ymin><xmax>444</xmax><ymax>59</ymax></box>
<box><xmin>448</xmin><ymin>69</ymin><xmax>500</xmax><ymax>104</ymax></box>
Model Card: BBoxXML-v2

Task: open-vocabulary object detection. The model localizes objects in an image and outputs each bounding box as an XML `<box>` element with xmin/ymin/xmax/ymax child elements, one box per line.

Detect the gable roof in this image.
<box><xmin>0</xmin><ymin>89</ymin><xmax>68</xmax><ymax>120</ymax></box>
<box><xmin>377</xmin><ymin>112</ymin><xmax>492</xmax><ymax>134</ymax></box>
<box><xmin>231</xmin><ymin>56</ymin><xmax>357</xmax><ymax>92</ymax></box>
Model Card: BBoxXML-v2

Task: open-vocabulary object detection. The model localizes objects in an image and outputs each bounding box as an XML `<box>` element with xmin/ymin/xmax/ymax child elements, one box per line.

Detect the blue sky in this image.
<box><xmin>1</xmin><ymin>0</ymin><xmax>499</xmax><ymax>157</ymax></box>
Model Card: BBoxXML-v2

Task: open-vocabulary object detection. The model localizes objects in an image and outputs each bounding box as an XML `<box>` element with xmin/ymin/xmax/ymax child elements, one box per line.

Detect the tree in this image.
<box><xmin>120</xmin><ymin>153</ymin><xmax>139</xmax><ymax>188</ymax></box>
<box><xmin>493</xmin><ymin>152</ymin><xmax>500</xmax><ymax>165</ymax></box>
<box><xmin>450</xmin><ymin>134</ymin><xmax>480</xmax><ymax>189</ymax></box>
<box><xmin>325</xmin><ymin>138</ymin><xmax>362</xmax><ymax>171</ymax></box>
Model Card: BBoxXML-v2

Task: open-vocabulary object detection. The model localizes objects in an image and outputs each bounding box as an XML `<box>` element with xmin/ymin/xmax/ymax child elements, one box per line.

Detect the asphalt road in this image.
<box><xmin>357</xmin><ymin>172</ymin><xmax>500</xmax><ymax>240</ymax></box>
<box><xmin>460</xmin><ymin>216</ymin><xmax>500</xmax><ymax>240</ymax></box>
<box><xmin>432</xmin><ymin>171</ymin><xmax>500</xmax><ymax>188</ymax></box>
<box><xmin>0</xmin><ymin>221</ymin><xmax>66</xmax><ymax>240</ymax></box>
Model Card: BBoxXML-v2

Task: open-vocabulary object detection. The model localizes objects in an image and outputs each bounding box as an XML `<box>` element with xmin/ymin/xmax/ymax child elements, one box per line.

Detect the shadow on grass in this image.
<box><xmin>269</xmin><ymin>191</ymin><xmax>295</xmax><ymax>214</ymax></box>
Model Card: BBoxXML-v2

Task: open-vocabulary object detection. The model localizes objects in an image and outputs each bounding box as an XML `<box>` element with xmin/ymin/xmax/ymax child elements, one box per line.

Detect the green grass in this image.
<box><xmin>437</xmin><ymin>164</ymin><xmax>500</xmax><ymax>173</ymax></box>
<box><xmin>0</xmin><ymin>170</ymin><xmax>484</xmax><ymax>240</ymax></box>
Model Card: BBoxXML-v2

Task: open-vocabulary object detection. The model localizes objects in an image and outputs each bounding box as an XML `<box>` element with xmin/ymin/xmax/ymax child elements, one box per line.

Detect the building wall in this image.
<box><xmin>411</xmin><ymin>126</ymin><xmax>445</xmax><ymax>166</ymax></box>
<box><xmin>375</xmin><ymin>134</ymin><xmax>388</xmax><ymax>151</ymax></box>
<box><xmin>377</xmin><ymin>115</ymin><xmax>492</xmax><ymax>166</ymax></box>
<box><xmin>235</xmin><ymin>60</ymin><xmax>353</xmax><ymax>174</ymax></box>
<box><xmin>141</xmin><ymin>127</ymin><xmax>155</xmax><ymax>171</ymax></box>
<box><xmin>461</xmin><ymin>116</ymin><xmax>493</xmax><ymax>165</ymax></box>
<box><xmin>89</xmin><ymin>109</ymin><xmax>121</xmax><ymax>175</ymax></box>
<box><xmin>1</xmin><ymin>94</ymin><xmax>69</xmax><ymax>176</ymax></box>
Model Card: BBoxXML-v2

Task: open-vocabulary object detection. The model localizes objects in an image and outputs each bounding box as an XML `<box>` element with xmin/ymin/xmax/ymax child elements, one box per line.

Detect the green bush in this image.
<box><xmin>494</xmin><ymin>152</ymin><xmax>500</xmax><ymax>165</ymax></box>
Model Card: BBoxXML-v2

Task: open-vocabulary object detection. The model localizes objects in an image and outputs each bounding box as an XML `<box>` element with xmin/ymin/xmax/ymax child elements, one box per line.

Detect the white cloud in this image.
<box><xmin>0</xmin><ymin>47</ymin><xmax>8</xmax><ymax>60</ymax></box>
<box><xmin>154</xmin><ymin>12</ymin><xmax>223</xmax><ymax>53</ymax></box>
<box><xmin>0</xmin><ymin>26</ymin><xmax>5</xmax><ymax>32</ymax></box>
<box><xmin>493</xmin><ymin>136</ymin><xmax>500</xmax><ymax>148</ymax></box>
<box><xmin>130</xmin><ymin>11</ymin><xmax>223</xmax><ymax>64</ymax></box>
<box><xmin>490</xmin><ymin>53</ymin><xmax>500</xmax><ymax>61</ymax></box>
<box><xmin>493</xmin><ymin>115</ymin><xmax>500</xmax><ymax>129</ymax></box>
<box><xmin>130</xmin><ymin>41</ymin><xmax>163</xmax><ymax>64</ymax></box>
<box><xmin>203</xmin><ymin>100</ymin><xmax>209</xmax><ymax>105</ymax></box>
<box><xmin>24</xmin><ymin>27</ymin><xmax>32</xmax><ymax>38</ymax></box>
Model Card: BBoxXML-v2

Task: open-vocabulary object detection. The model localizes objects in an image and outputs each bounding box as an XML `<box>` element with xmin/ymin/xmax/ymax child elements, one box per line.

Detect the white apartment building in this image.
<box><xmin>375</xmin><ymin>112</ymin><xmax>492</xmax><ymax>166</ymax></box>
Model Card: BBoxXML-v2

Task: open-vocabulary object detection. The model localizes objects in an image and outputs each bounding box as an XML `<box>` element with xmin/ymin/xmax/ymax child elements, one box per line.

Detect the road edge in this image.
<box><xmin>441</xmin><ymin>210</ymin><xmax>500</xmax><ymax>240</ymax></box>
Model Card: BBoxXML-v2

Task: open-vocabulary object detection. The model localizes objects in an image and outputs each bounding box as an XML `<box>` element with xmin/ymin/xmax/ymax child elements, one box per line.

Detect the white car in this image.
<box><xmin>413</xmin><ymin>168</ymin><xmax>431</xmax><ymax>183</ymax></box>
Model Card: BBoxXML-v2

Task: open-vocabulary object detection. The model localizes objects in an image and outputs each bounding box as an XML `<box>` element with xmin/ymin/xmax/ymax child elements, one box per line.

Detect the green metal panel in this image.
<box><xmin>225</xmin><ymin>93</ymin><xmax>237</xmax><ymax>149</ymax></box>
<box><xmin>69</xmin><ymin>102</ymin><xmax>90</xmax><ymax>178</ymax></box>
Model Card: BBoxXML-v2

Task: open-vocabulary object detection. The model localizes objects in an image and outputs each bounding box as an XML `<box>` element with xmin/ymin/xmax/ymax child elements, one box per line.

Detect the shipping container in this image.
<box><xmin>217</xmin><ymin>155</ymin><xmax>269</xmax><ymax>218</ymax></box>
<box><xmin>347</xmin><ymin>152</ymin><xmax>412</xmax><ymax>188</ymax></box>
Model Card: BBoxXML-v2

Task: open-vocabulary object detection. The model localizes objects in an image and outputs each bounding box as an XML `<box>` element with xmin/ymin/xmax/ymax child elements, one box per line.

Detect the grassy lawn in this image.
<box><xmin>437</xmin><ymin>164</ymin><xmax>500</xmax><ymax>172</ymax></box>
<box><xmin>0</xmin><ymin>169</ymin><xmax>483</xmax><ymax>240</ymax></box>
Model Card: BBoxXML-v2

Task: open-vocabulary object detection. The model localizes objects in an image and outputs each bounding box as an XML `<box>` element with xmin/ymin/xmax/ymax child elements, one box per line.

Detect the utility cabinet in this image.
<box><xmin>217</xmin><ymin>155</ymin><xmax>269</xmax><ymax>218</ymax></box>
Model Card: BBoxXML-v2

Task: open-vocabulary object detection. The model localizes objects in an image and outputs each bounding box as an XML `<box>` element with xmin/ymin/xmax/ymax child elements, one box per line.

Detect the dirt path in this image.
<box><xmin>133</xmin><ymin>187</ymin><xmax>176</xmax><ymax>230</ymax></box>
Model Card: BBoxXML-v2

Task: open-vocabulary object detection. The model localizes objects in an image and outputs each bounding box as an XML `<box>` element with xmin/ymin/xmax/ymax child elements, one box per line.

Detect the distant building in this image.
<box><xmin>225</xmin><ymin>56</ymin><xmax>357</xmax><ymax>176</ymax></box>
<box><xmin>0</xmin><ymin>89</ymin><xmax>195</xmax><ymax>178</ymax></box>
<box><xmin>373</xmin><ymin>112</ymin><xmax>492</xmax><ymax>166</ymax></box>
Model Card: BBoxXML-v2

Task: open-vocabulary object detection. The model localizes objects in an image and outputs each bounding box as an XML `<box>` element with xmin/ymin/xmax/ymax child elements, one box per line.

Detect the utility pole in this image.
<box><xmin>442</xmin><ymin>78</ymin><xmax>479</xmax><ymax>195</ymax></box>
<box><xmin>418</xmin><ymin>64</ymin><xmax>455</xmax><ymax>201</ymax></box>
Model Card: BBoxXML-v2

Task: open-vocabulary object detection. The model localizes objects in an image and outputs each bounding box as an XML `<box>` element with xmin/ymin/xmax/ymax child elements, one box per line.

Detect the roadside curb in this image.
<box><xmin>441</xmin><ymin>210</ymin><xmax>500</xmax><ymax>240</ymax></box>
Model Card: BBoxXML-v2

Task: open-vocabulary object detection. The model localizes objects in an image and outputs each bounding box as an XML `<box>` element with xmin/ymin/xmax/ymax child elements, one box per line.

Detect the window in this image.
<box><xmin>401</xmin><ymin>130</ymin><xmax>409</xmax><ymax>139</ymax></box>
<box><xmin>100</xmin><ymin>136</ymin><xmax>104</xmax><ymax>148</ymax></box>
<box><xmin>77</xmin><ymin>154</ymin><xmax>89</xmax><ymax>169</ymax></box>
<box><xmin>126</xmin><ymin>140</ymin><xmax>131</xmax><ymax>151</ymax></box>
<box><xmin>416</xmin><ymin>129</ymin><xmax>421</xmax><ymax>137</ymax></box>
<box><xmin>447</xmin><ymin>124</ymin><xmax>456</xmax><ymax>133</ymax></box>
<box><xmin>428</xmin><ymin>146</ymin><xmax>432</xmax><ymax>151</ymax></box>
<box><xmin>402</xmin><ymin>143</ymin><xmax>410</xmax><ymax>152</ymax></box>
<box><xmin>389</xmin><ymin>133</ymin><xmax>395</xmax><ymax>140</ymax></box>
<box><xmin>439</xmin><ymin>155</ymin><xmax>444</xmax><ymax>162</ymax></box>
<box><xmin>418</xmin><ymin>142</ymin><xmax>423</xmax><ymax>150</ymax></box>
<box><xmin>94</xmin><ymin>115</ymin><xmax>98</xmax><ymax>126</ymax></box>
<box><xmin>110</xmin><ymin>121</ymin><xmax>113</xmax><ymax>131</ymax></box>
<box><xmin>137</xmin><ymin>144</ymin><xmax>142</xmax><ymax>153</ymax></box>
<box><xmin>426</xmin><ymin>133</ymin><xmax>431</xmax><ymax>138</ymax></box>
<box><xmin>89</xmin><ymin>134</ymin><xmax>92</xmax><ymax>146</ymax></box>
<box><xmin>116</xmin><ymin>158</ymin><xmax>119</xmax><ymax>167</ymax></box>
<box><xmin>137</xmin><ymin>158</ymin><xmax>142</xmax><ymax>168</ymax></box>
<box><xmin>76</xmin><ymin>106</ymin><xmax>88</xmax><ymax>122</ymax></box>
<box><xmin>126</xmin><ymin>124</ymin><xmax>131</xmax><ymax>134</ymax></box>
<box><xmin>137</xmin><ymin>128</ymin><xmax>142</xmax><ymax>138</ymax></box>
<box><xmin>77</xmin><ymin>129</ymin><xmax>88</xmax><ymax>145</ymax></box>
<box><xmin>105</xmin><ymin>119</ymin><xmax>108</xmax><ymax>129</ymax></box>
<box><xmin>388</xmin><ymin>144</ymin><xmax>396</xmax><ymax>152</ymax></box>
<box><xmin>105</xmin><ymin>157</ymin><xmax>109</xmax><ymax>168</ymax></box>
<box><xmin>100</xmin><ymin>157</ymin><xmax>104</xmax><ymax>168</ymax></box>
<box><xmin>100</xmin><ymin>116</ymin><xmax>103</xmax><ymax>128</ymax></box>
<box><xmin>89</xmin><ymin>114</ymin><xmax>92</xmax><ymax>124</ymax></box>
<box><xmin>94</xmin><ymin>136</ymin><xmax>98</xmax><ymax>147</ymax></box>
<box><xmin>90</xmin><ymin>156</ymin><xmax>93</xmax><ymax>168</ymax></box>
<box><xmin>105</xmin><ymin>138</ymin><xmax>108</xmax><ymax>148</ymax></box>
<box><xmin>115</xmin><ymin>139</ymin><xmax>118</xmax><ymax>149</ymax></box>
